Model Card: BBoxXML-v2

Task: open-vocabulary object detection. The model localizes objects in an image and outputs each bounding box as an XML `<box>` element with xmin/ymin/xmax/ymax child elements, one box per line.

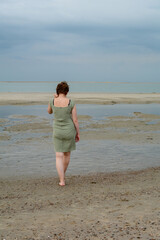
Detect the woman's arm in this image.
<box><xmin>48</xmin><ymin>94</ymin><xmax>57</xmax><ymax>114</ymax></box>
<box><xmin>48</xmin><ymin>102</ymin><xmax>53</xmax><ymax>114</ymax></box>
<box><xmin>72</xmin><ymin>105</ymin><xmax>80</xmax><ymax>142</ymax></box>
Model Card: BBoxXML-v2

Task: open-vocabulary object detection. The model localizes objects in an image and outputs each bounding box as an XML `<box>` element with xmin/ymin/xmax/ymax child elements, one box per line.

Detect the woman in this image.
<box><xmin>48</xmin><ymin>81</ymin><xmax>80</xmax><ymax>186</ymax></box>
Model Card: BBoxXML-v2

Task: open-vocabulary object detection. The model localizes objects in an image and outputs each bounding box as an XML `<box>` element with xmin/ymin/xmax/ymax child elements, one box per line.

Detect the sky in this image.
<box><xmin>0</xmin><ymin>0</ymin><xmax>160</xmax><ymax>82</ymax></box>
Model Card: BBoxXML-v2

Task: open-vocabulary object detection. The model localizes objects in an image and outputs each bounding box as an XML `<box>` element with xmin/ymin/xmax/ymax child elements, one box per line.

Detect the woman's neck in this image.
<box><xmin>58</xmin><ymin>94</ymin><xmax>66</xmax><ymax>98</ymax></box>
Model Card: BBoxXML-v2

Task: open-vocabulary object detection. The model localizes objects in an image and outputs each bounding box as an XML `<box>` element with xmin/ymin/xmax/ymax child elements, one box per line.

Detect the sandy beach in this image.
<box><xmin>0</xmin><ymin>92</ymin><xmax>160</xmax><ymax>105</ymax></box>
<box><xmin>0</xmin><ymin>167</ymin><xmax>160</xmax><ymax>239</ymax></box>
<box><xmin>0</xmin><ymin>93</ymin><xmax>160</xmax><ymax>239</ymax></box>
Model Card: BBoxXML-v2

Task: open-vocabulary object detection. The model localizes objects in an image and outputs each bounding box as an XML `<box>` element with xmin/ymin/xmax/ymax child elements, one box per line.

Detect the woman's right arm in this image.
<box><xmin>72</xmin><ymin>105</ymin><xmax>80</xmax><ymax>142</ymax></box>
<box><xmin>48</xmin><ymin>102</ymin><xmax>53</xmax><ymax>114</ymax></box>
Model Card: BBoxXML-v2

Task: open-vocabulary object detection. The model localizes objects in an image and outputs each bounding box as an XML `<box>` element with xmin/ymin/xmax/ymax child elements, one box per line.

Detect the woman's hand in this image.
<box><xmin>75</xmin><ymin>133</ymin><xmax>80</xmax><ymax>142</ymax></box>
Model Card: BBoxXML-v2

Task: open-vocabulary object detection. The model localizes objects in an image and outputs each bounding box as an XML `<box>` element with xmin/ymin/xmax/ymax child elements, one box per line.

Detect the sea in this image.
<box><xmin>0</xmin><ymin>81</ymin><xmax>160</xmax><ymax>93</ymax></box>
<box><xmin>0</xmin><ymin>81</ymin><xmax>160</xmax><ymax>178</ymax></box>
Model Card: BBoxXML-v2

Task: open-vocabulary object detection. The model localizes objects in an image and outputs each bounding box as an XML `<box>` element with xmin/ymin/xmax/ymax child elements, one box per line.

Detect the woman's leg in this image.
<box><xmin>63</xmin><ymin>152</ymin><xmax>71</xmax><ymax>173</ymax></box>
<box><xmin>56</xmin><ymin>152</ymin><xmax>65</xmax><ymax>186</ymax></box>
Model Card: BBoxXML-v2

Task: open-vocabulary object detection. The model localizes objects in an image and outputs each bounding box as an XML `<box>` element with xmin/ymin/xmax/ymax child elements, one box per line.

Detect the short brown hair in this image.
<box><xmin>56</xmin><ymin>81</ymin><xmax>69</xmax><ymax>95</ymax></box>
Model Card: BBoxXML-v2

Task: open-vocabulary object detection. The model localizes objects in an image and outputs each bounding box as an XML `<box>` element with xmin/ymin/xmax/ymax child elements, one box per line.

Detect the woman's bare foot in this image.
<box><xmin>59</xmin><ymin>182</ymin><xmax>65</xmax><ymax>186</ymax></box>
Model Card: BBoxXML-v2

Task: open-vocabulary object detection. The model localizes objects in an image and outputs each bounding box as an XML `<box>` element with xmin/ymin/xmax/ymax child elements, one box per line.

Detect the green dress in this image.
<box><xmin>50</xmin><ymin>99</ymin><xmax>76</xmax><ymax>152</ymax></box>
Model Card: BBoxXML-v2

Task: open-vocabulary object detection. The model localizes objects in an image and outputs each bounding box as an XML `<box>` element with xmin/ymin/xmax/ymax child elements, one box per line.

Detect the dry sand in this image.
<box><xmin>0</xmin><ymin>92</ymin><xmax>160</xmax><ymax>105</ymax></box>
<box><xmin>0</xmin><ymin>167</ymin><xmax>160</xmax><ymax>240</ymax></box>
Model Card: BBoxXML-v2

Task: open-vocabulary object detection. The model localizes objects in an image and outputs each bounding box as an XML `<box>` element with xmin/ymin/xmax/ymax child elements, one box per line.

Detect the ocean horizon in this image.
<box><xmin>0</xmin><ymin>81</ymin><xmax>160</xmax><ymax>93</ymax></box>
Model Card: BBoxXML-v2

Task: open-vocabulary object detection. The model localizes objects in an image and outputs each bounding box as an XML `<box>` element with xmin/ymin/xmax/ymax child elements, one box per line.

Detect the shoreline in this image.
<box><xmin>0</xmin><ymin>92</ymin><xmax>160</xmax><ymax>105</ymax></box>
<box><xmin>0</xmin><ymin>165</ymin><xmax>159</xmax><ymax>181</ymax></box>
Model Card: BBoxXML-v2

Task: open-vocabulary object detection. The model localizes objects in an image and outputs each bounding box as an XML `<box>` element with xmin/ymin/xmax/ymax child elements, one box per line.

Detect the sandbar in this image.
<box><xmin>0</xmin><ymin>92</ymin><xmax>160</xmax><ymax>105</ymax></box>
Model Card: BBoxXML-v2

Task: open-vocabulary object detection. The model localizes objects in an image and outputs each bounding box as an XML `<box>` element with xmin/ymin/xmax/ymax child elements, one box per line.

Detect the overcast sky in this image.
<box><xmin>0</xmin><ymin>0</ymin><xmax>160</xmax><ymax>82</ymax></box>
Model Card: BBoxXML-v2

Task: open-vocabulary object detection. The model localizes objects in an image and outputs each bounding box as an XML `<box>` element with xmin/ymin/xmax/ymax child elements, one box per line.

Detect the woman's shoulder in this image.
<box><xmin>69</xmin><ymin>99</ymin><xmax>75</xmax><ymax>108</ymax></box>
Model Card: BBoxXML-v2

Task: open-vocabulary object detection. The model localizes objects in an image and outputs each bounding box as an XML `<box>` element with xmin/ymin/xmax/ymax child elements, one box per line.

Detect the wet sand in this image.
<box><xmin>1</xmin><ymin>112</ymin><xmax>160</xmax><ymax>144</ymax></box>
<box><xmin>0</xmin><ymin>92</ymin><xmax>160</xmax><ymax>105</ymax></box>
<box><xmin>0</xmin><ymin>167</ymin><xmax>160</xmax><ymax>239</ymax></box>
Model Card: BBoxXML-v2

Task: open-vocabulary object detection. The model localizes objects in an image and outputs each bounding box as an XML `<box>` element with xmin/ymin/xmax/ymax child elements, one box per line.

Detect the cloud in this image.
<box><xmin>1</xmin><ymin>0</ymin><xmax>160</xmax><ymax>25</ymax></box>
<box><xmin>1</xmin><ymin>21</ymin><xmax>159</xmax><ymax>57</ymax></box>
<box><xmin>0</xmin><ymin>0</ymin><xmax>160</xmax><ymax>82</ymax></box>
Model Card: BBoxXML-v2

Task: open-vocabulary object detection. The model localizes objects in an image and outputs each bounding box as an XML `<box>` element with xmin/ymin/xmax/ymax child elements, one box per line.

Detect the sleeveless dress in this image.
<box><xmin>50</xmin><ymin>99</ymin><xmax>76</xmax><ymax>152</ymax></box>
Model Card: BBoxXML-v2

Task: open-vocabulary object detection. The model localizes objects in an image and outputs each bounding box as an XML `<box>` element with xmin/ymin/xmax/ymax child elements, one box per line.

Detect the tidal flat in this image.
<box><xmin>0</xmin><ymin>102</ymin><xmax>160</xmax><ymax>239</ymax></box>
<box><xmin>0</xmin><ymin>108</ymin><xmax>160</xmax><ymax>177</ymax></box>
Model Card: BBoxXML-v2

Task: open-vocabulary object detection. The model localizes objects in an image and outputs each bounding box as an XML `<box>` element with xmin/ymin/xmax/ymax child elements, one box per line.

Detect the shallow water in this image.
<box><xmin>0</xmin><ymin>103</ymin><xmax>160</xmax><ymax>119</ymax></box>
<box><xmin>0</xmin><ymin>139</ymin><xmax>160</xmax><ymax>178</ymax></box>
<box><xmin>0</xmin><ymin>104</ymin><xmax>160</xmax><ymax>178</ymax></box>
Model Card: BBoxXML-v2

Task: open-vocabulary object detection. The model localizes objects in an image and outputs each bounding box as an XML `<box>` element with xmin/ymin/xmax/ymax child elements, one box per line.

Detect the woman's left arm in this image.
<box><xmin>48</xmin><ymin>102</ymin><xmax>53</xmax><ymax>114</ymax></box>
<box><xmin>72</xmin><ymin>105</ymin><xmax>80</xmax><ymax>142</ymax></box>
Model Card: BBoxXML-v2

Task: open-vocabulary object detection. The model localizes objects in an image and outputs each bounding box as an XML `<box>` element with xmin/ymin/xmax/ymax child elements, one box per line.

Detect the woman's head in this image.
<box><xmin>56</xmin><ymin>81</ymin><xmax>69</xmax><ymax>96</ymax></box>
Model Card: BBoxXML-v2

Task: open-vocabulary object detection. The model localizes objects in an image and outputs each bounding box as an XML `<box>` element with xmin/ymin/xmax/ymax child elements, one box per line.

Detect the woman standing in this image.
<box><xmin>48</xmin><ymin>82</ymin><xmax>80</xmax><ymax>186</ymax></box>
